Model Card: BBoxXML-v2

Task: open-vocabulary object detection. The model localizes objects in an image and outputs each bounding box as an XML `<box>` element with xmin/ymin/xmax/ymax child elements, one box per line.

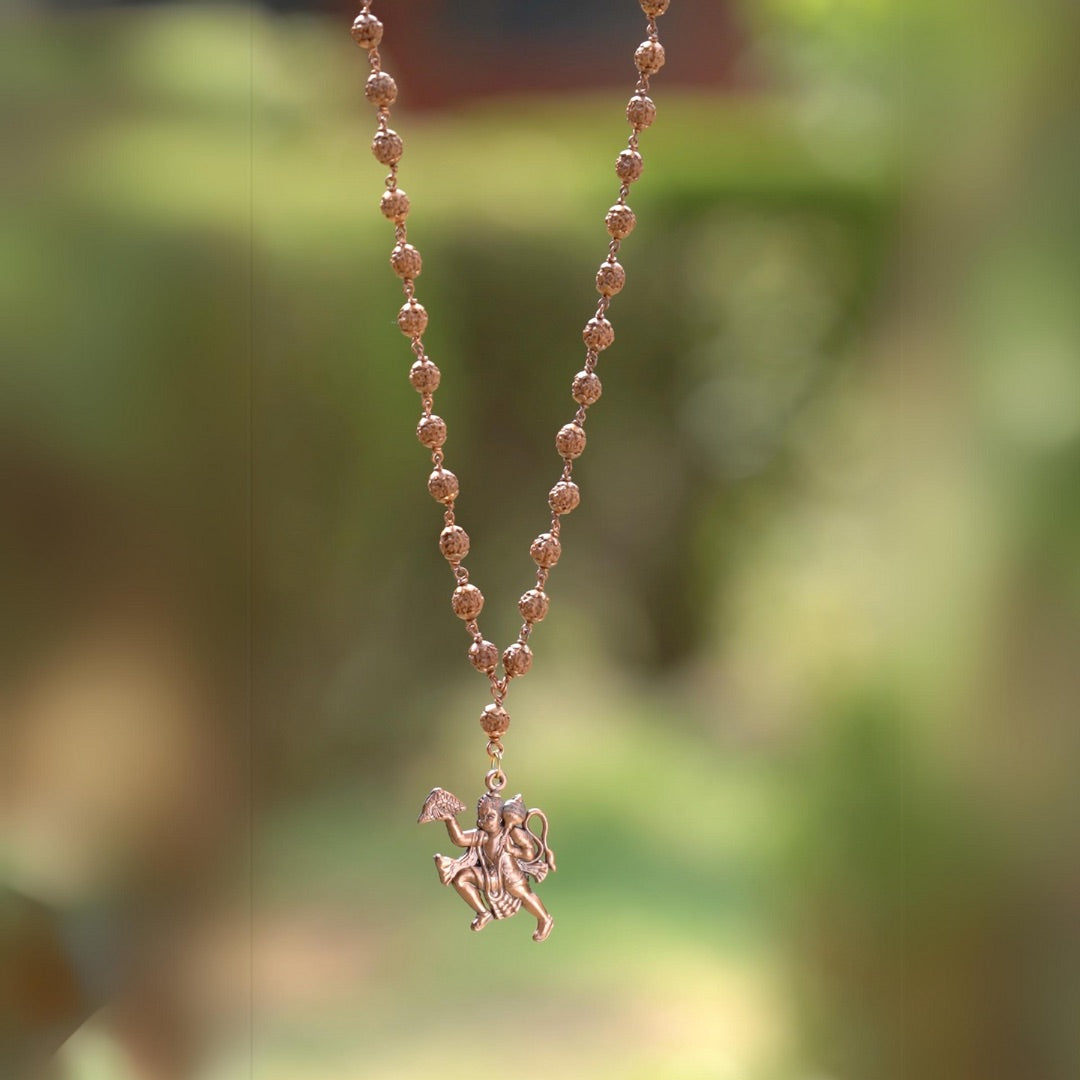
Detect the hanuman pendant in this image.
<box><xmin>418</xmin><ymin>777</ymin><xmax>556</xmax><ymax>942</ymax></box>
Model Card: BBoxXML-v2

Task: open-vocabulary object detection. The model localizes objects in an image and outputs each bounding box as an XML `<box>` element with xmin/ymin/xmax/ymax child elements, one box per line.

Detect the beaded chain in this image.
<box><xmin>351</xmin><ymin>1</ymin><xmax>670</xmax><ymax>790</ymax></box>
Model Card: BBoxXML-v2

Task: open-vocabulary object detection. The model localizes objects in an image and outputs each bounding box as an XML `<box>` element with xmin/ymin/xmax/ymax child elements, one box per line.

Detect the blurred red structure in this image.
<box><xmin>339</xmin><ymin>0</ymin><xmax>745</xmax><ymax>108</ymax></box>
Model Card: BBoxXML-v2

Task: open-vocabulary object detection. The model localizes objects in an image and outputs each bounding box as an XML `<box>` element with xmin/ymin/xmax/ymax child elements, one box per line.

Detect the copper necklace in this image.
<box><xmin>351</xmin><ymin>0</ymin><xmax>671</xmax><ymax>942</ymax></box>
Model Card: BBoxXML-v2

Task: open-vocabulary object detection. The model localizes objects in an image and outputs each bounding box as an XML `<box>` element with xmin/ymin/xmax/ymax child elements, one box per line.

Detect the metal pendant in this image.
<box><xmin>418</xmin><ymin>781</ymin><xmax>557</xmax><ymax>942</ymax></box>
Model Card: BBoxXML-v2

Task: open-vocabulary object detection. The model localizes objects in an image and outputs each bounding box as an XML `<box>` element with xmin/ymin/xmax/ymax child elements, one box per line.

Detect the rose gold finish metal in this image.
<box><xmin>479</xmin><ymin>703</ymin><xmax>510</xmax><ymax>737</ymax></box>
<box><xmin>352</xmin><ymin>0</ymin><xmax>670</xmax><ymax>939</ymax></box>
<box><xmin>419</xmin><ymin>788</ymin><xmax>556</xmax><ymax>941</ymax></box>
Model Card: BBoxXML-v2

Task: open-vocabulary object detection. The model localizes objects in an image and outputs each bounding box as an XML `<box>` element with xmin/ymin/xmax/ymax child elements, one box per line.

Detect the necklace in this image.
<box><xmin>351</xmin><ymin>0</ymin><xmax>671</xmax><ymax>942</ymax></box>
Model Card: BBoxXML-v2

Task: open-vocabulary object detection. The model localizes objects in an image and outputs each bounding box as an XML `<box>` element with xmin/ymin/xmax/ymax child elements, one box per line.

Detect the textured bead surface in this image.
<box><xmin>365</xmin><ymin>71</ymin><xmax>398</xmax><ymax>107</ymax></box>
<box><xmin>616</xmin><ymin>149</ymin><xmax>644</xmax><ymax>183</ymax></box>
<box><xmin>417</xmin><ymin>414</ymin><xmax>447</xmax><ymax>448</ymax></box>
<box><xmin>451</xmin><ymin>584</ymin><xmax>484</xmax><ymax>620</ymax></box>
<box><xmin>518</xmin><ymin>589</ymin><xmax>551</xmax><ymax>622</ymax></box>
<box><xmin>583</xmin><ymin>317</ymin><xmax>615</xmax><ymax>351</ymax></box>
<box><xmin>548</xmin><ymin>481</ymin><xmax>581</xmax><ymax>515</ymax></box>
<box><xmin>409</xmin><ymin>359</ymin><xmax>440</xmax><ymax>393</ymax></box>
<box><xmin>596</xmin><ymin>261</ymin><xmax>627</xmax><ymax>297</ymax></box>
<box><xmin>390</xmin><ymin>243</ymin><xmax>422</xmax><ymax>279</ymax></box>
<box><xmin>427</xmin><ymin>469</ymin><xmax>459</xmax><ymax>504</ymax></box>
<box><xmin>350</xmin><ymin>13</ymin><xmax>383</xmax><ymax>49</ymax></box>
<box><xmin>530</xmin><ymin>532</ymin><xmax>562</xmax><ymax>568</ymax></box>
<box><xmin>503</xmin><ymin>642</ymin><xmax>533</xmax><ymax>678</ymax></box>
<box><xmin>626</xmin><ymin>94</ymin><xmax>657</xmax><ymax>130</ymax></box>
<box><xmin>372</xmin><ymin>130</ymin><xmax>404</xmax><ymax>166</ymax></box>
<box><xmin>480</xmin><ymin>703</ymin><xmax>511</xmax><ymax>737</ymax></box>
<box><xmin>398</xmin><ymin>301</ymin><xmax>428</xmax><ymax>337</ymax></box>
<box><xmin>640</xmin><ymin>0</ymin><xmax>671</xmax><ymax>15</ymax></box>
<box><xmin>439</xmin><ymin>525</ymin><xmax>470</xmax><ymax>561</ymax></box>
<box><xmin>571</xmin><ymin>370</ymin><xmax>602</xmax><ymax>406</ymax></box>
<box><xmin>556</xmin><ymin>423</ymin><xmax>587</xmax><ymax>459</ymax></box>
<box><xmin>380</xmin><ymin>188</ymin><xmax>410</xmax><ymax>223</ymax></box>
<box><xmin>469</xmin><ymin>639</ymin><xmax>499</xmax><ymax>673</ymax></box>
<box><xmin>635</xmin><ymin>40</ymin><xmax>666</xmax><ymax>75</ymax></box>
<box><xmin>605</xmin><ymin>204</ymin><xmax>637</xmax><ymax>239</ymax></box>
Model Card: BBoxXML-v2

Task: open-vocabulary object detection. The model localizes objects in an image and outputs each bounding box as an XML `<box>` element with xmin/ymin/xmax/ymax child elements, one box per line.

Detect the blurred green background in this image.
<box><xmin>2</xmin><ymin>2</ymin><xmax>1080</xmax><ymax>1079</ymax></box>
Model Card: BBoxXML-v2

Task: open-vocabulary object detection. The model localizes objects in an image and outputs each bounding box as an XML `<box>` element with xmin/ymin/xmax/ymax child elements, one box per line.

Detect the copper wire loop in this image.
<box><xmin>355</xmin><ymin>1</ymin><xmax>667</xmax><ymax>745</ymax></box>
<box><xmin>485</xmin><ymin>769</ymin><xmax>508</xmax><ymax>793</ymax></box>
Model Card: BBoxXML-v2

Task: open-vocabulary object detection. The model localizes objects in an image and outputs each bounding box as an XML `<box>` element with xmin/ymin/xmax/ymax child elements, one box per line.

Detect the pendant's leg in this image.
<box><xmin>453</xmin><ymin>877</ymin><xmax>492</xmax><ymax>931</ymax></box>
<box><xmin>453</xmin><ymin>878</ymin><xmax>485</xmax><ymax>914</ymax></box>
<box><xmin>517</xmin><ymin>890</ymin><xmax>554</xmax><ymax>942</ymax></box>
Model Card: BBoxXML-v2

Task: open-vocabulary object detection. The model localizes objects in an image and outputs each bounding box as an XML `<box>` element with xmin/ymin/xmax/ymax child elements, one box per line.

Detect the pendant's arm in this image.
<box><xmin>444</xmin><ymin>818</ymin><xmax>478</xmax><ymax>848</ymax></box>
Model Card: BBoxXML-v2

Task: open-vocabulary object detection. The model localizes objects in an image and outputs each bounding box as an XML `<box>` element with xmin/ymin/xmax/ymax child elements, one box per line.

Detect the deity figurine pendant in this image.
<box><xmin>418</xmin><ymin>784</ymin><xmax>557</xmax><ymax>942</ymax></box>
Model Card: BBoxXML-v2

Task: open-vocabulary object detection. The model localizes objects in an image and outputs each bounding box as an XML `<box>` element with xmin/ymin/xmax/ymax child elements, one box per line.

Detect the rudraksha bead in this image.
<box><xmin>439</xmin><ymin>525</ymin><xmax>470</xmax><ymax>560</ymax></box>
<box><xmin>350</xmin><ymin>13</ymin><xmax>383</xmax><ymax>49</ymax></box>
<box><xmin>640</xmin><ymin>0</ymin><xmax>670</xmax><ymax>15</ymax></box>
<box><xmin>480</xmin><ymin>703</ymin><xmax>510</xmax><ymax>737</ymax></box>
<box><xmin>548</xmin><ymin>481</ymin><xmax>581</xmax><ymax>515</ymax></box>
<box><xmin>409</xmin><ymin>359</ymin><xmax>440</xmax><ymax>393</ymax></box>
<box><xmin>596</xmin><ymin>261</ymin><xmax>626</xmax><ymax>297</ymax></box>
<box><xmin>427</xmin><ymin>469</ymin><xmax>459</xmax><ymax>504</ymax></box>
<box><xmin>380</xmin><ymin>188</ymin><xmax>410</xmax><ymax>223</ymax></box>
<box><xmin>372</xmin><ymin>130</ymin><xmax>403</xmax><ymax>166</ymax></box>
<box><xmin>530</xmin><ymin>532</ymin><xmax>562</xmax><ymax>568</ymax></box>
<box><xmin>397</xmin><ymin>300</ymin><xmax>428</xmax><ymax>337</ymax></box>
<box><xmin>451</xmin><ymin>583</ymin><xmax>484</xmax><ymax>621</ymax></box>
<box><xmin>556</xmin><ymin>423</ymin><xmax>587</xmax><ymax>459</ymax></box>
<box><xmin>503</xmin><ymin>642</ymin><xmax>533</xmax><ymax>678</ymax></box>
<box><xmin>390</xmin><ymin>243</ymin><xmax>422</xmax><ymax>279</ymax></box>
<box><xmin>469</xmin><ymin>639</ymin><xmax>499</xmax><ymax>673</ymax></box>
<box><xmin>364</xmin><ymin>71</ymin><xmax>397</xmax><ymax>107</ymax></box>
<box><xmin>616</xmin><ymin>149</ymin><xmax>644</xmax><ymax>183</ymax></box>
<box><xmin>582</xmin><ymin>317</ymin><xmax>615</xmax><ymax>351</ymax></box>
<box><xmin>571</xmin><ymin>370</ymin><xmax>602</xmax><ymax>405</ymax></box>
<box><xmin>605</xmin><ymin>204</ymin><xmax>637</xmax><ymax>239</ymax></box>
<box><xmin>518</xmin><ymin>589</ymin><xmax>551</xmax><ymax>622</ymax></box>
<box><xmin>634</xmin><ymin>40</ymin><xmax>666</xmax><ymax>76</ymax></box>
<box><xmin>626</xmin><ymin>94</ymin><xmax>656</xmax><ymax>130</ymax></box>
<box><xmin>417</xmin><ymin>414</ymin><xmax>447</xmax><ymax>448</ymax></box>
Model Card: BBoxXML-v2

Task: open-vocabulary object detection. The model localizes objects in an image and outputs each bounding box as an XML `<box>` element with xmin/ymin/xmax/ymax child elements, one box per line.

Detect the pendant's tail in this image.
<box><xmin>526</xmin><ymin>809</ymin><xmax>557</xmax><ymax>873</ymax></box>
